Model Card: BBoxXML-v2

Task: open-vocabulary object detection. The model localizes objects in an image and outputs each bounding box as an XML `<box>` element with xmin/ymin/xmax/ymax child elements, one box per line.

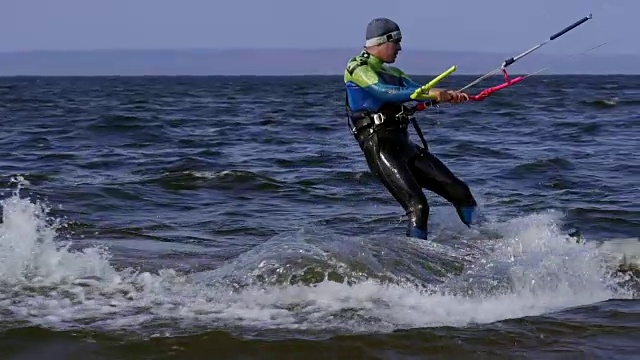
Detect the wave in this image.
<box><xmin>0</xmin><ymin>179</ymin><xmax>635</xmax><ymax>339</ymax></box>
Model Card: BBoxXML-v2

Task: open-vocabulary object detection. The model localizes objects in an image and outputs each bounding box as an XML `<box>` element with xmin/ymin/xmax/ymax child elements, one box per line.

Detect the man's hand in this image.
<box><xmin>430</xmin><ymin>89</ymin><xmax>469</xmax><ymax>103</ymax></box>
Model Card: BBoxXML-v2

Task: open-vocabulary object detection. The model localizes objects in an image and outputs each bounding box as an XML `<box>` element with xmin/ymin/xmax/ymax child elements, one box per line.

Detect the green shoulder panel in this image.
<box><xmin>344</xmin><ymin>54</ymin><xmax>380</xmax><ymax>88</ymax></box>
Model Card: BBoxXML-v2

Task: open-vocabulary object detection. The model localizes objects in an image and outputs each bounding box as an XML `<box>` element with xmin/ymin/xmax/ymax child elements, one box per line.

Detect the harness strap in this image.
<box><xmin>410</xmin><ymin>118</ymin><xmax>429</xmax><ymax>151</ymax></box>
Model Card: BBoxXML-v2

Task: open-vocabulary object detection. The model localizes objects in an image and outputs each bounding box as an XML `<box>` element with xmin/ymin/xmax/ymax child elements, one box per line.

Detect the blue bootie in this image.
<box><xmin>459</xmin><ymin>206</ymin><xmax>477</xmax><ymax>227</ymax></box>
<box><xmin>407</xmin><ymin>226</ymin><xmax>428</xmax><ymax>240</ymax></box>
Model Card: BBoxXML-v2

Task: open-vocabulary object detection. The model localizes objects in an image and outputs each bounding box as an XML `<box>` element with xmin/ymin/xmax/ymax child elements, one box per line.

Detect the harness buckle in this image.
<box><xmin>373</xmin><ymin>113</ymin><xmax>385</xmax><ymax>125</ymax></box>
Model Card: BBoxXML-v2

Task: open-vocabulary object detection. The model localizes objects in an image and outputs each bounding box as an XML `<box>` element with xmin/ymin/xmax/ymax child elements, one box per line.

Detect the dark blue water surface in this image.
<box><xmin>0</xmin><ymin>75</ymin><xmax>638</xmax><ymax>359</ymax></box>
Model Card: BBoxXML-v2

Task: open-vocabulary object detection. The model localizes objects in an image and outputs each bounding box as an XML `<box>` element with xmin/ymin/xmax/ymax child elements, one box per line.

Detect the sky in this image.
<box><xmin>1</xmin><ymin>0</ymin><xmax>637</xmax><ymax>55</ymax></box>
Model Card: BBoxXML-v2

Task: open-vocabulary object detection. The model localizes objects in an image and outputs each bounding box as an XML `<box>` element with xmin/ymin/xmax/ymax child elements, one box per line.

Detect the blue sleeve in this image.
<box><xmin>363</xmin><ymin>82</ymin><xmax>419</xmax><ymax>103</ymax></box>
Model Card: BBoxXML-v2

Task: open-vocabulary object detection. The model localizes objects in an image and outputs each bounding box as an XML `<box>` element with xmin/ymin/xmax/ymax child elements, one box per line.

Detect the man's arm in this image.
<box><xmin>396</xmin><ymin>68</ymin><xmax>469</xmax><ymax>103</ymax></box>
<box><xmin>348</xmin><ymin>65</ymin><xmax>418</xmax><ymax>103</ymax></box>
<box><xmin>399</xmin><ymin>70</ymin><xmax>448</xmax><ymax>100</ymax></box>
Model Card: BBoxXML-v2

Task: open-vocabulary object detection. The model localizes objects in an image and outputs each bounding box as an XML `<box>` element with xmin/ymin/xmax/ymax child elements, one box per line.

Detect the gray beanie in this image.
<box><xmin>365</xmin><ymin>18</ymin><xmax>402</xmax><ymax>46</ymax></box>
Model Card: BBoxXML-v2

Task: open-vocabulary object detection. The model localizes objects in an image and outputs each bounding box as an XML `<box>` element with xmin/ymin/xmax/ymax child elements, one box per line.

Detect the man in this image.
<box><xmin>344</xmin><ymin>17</ymin><xmax>478</xmax><ymax>240</ymax></box>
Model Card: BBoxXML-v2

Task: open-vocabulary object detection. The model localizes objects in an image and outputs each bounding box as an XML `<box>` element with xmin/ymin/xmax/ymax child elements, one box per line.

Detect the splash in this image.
<box><xmin>0</xmin><ymin>183</ymin><xmax>634</xmax><ymax>337</ymax></box>
<box><xmin>0</xmin><ymin>180</ymin><xmax>117</xmax><ymax>287</ymax></box>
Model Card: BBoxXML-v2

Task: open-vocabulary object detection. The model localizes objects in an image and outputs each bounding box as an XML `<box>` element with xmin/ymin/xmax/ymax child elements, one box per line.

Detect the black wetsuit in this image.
<box><xmin>344</xmin><ymin>50</ymin><xmax>477</xmax><ymax>239</ymax></box>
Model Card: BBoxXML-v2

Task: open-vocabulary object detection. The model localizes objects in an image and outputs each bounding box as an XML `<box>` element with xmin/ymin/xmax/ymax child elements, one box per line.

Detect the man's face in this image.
<box><xmin>379</xmin><ymin>40</ymin><xmax>402</xmax><ymax>63</ymax></box>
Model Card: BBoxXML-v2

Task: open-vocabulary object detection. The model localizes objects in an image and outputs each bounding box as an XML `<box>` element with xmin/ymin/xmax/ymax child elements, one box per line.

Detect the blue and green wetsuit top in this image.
<box><xmin>344</xmin><ymin>49</ymin><xmax>423</xmax><ymax>114</ymax></box>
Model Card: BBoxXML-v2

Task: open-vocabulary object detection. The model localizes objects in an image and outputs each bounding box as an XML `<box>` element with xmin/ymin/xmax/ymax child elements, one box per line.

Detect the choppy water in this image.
<box><xmin>0</xmin><ymin>75</ymin><xmax>638</xmax><ymax>359</ymax></box>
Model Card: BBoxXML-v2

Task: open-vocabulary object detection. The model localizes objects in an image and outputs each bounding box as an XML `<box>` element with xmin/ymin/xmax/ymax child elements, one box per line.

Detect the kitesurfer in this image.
<box><xmin>344</xmin><ymin>17</ymin><xmax>478</xmax><ymax>239</ymax></box>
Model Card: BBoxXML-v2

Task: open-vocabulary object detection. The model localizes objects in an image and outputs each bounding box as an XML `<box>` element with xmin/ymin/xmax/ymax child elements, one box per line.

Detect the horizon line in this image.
<box><xmin>1</xmin><ymin>73</ymin><xmax>636</xmax><ymax>78</ymax></box>
<box><xmin>1</xmin><ymin>47</ymin><xmax>638</xmax><ymax>56</ymax></box>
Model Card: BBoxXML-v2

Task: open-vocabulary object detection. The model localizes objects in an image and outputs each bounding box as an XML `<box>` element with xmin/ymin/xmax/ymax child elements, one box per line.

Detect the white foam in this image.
<box><xmin>0</xmin><ymin>184</ymin><xmax>634</xmax><ymax>336</ymax></box>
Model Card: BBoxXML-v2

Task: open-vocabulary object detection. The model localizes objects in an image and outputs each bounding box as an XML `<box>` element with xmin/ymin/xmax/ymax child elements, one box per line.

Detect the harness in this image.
<box><xmin>345</xmin><ymin>93</ymin><xmax>431</xmax><ymax>151</ymax></box>
<box><xmin>346</xmin><ymin>97</ymin><xmax>406</xmax><ymax>133</ymax></box>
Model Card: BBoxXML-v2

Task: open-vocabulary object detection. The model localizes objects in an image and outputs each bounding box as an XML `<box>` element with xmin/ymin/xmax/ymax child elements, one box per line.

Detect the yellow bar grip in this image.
<box><xmin>410</xmin><ymin>65</ymin><xmax>457</xmax><ymax>100</ymax></box>
<box><xmin>424</xmin><ymin>65</ymin><xmax>457</xmax><ymax>90</ymax></box>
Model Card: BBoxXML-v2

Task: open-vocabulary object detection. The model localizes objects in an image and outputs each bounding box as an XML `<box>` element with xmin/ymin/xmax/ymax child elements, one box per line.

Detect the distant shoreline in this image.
<box><xmin>1</xmin><ymin>48</ymin><xmax>639</xmax><ymax>76</ymax></box>
<box><xmin>0</xmin><ymin>72</ymin><xmax>640</xmax><ymax>76</ymax></box>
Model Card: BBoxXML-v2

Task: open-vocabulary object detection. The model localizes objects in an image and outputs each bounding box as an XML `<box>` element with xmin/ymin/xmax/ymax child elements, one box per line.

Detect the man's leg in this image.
<box><xmin>408</xmin><ymin>148</ymin><xmax>478</xmax><ymax>227</ymax></box>
<box><xmin>360</xmin><ymin>134</ymin><xmax>430</xmax><ymax>239</ymax></box>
